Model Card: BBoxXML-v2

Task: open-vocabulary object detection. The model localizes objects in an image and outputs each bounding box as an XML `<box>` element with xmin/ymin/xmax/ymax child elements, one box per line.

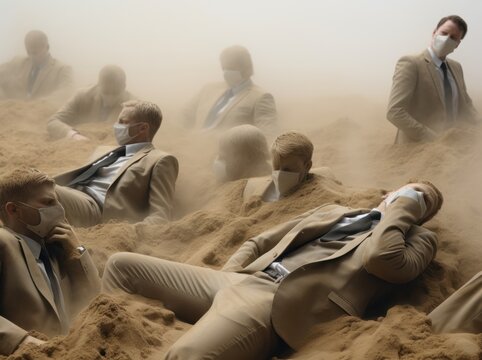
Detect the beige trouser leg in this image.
<box><xmin>102</xmin><ymin>253</ymin><xmax>282</xmax><ymax>359</ymax></box>
<box><xmin>55</xmin><ymin>185</ymin><xmax>102</xmax><ymax>227</ymax></box>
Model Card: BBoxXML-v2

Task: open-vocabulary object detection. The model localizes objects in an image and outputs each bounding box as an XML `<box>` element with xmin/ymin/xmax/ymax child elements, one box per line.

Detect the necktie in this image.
<box><xmin>28</xmin><ymin>66</ymin><xmax>40</xmax><ymax>94</ymax></box>
<box><xmin>319</xmin><ymin>211</ymin><xmax>381</xmax><ymax>242</ymax></box>
<box><xmin>440</xmin><ymin>62</ymin><xmax>454</xmax><ymax>121</ymax></box>
<box><xmin>204</xmin><ymin>89</ymin><xmax>233</xmax><ymax>128</ymax></box>
<box><xmin>67</xmin><ymin>146</ymin><xmax>126</xmax><ymax>187</ymax></box>
<box><xmin>39</xmin><ymin>246</ymin><xmax>68</xmax><ymax>332</ymax></box>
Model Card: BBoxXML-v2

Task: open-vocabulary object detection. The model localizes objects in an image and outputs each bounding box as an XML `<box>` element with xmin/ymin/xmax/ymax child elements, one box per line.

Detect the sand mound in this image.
<box><xmin>2</xmin><ymin>99</ymin><xmax>481</xmax><ymax>359</ymax></box>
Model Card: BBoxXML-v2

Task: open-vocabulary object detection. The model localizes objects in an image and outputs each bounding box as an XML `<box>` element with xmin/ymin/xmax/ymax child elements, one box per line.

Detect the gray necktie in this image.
<box><xmin>319</xmin><ymin>211</ymin><xmax>381</xmax><ymax>242</ymax></box>
<box><xmin>28</xmin><ymin>66</ymin><xmax>40</xmax><ymax>94</ymax></box>
<box><xmin>204</xmin><ymin>89</ymin><xmax>233</xmax><ymax>128</ymax></box>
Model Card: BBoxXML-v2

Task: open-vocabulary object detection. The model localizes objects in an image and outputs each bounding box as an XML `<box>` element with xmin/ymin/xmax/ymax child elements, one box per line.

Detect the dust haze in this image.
<box><xmin>1</xmin><ymin>1</ymin><xmax>482</xmax><ymax>359</ymax></box>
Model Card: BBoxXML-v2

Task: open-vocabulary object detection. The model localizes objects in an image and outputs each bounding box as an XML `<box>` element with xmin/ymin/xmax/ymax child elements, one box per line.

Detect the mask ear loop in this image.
<box><xmin>12</xmin><ymin>201</ymin><xmax>42</xmax><ymax>228</ymax></box>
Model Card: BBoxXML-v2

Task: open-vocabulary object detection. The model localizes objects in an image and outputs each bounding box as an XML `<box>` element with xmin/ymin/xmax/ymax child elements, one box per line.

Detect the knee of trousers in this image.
<box><xmin>102</xmin><ymin>252</ymin><xmax>143</xmax><ymax>293</ymax></box>
<box><xmin>164</xmin><ymin>343</ymin><xmax>204</xmax><ymax>360</ymax></box>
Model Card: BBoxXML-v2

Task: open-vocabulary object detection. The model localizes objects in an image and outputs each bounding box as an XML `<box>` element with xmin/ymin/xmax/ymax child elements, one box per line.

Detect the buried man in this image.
<box><xmin>102</xmin><ymin>180</ymin><xmax>443</xmax><ymax>359</ymax></box>
<box><xmin>0</xmin><ymin>168</ymin><xmax>100</xmax><ymax>356</ymax></box>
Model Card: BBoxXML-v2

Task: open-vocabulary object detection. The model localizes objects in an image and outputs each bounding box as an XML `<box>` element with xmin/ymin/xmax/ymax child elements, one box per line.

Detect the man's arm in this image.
<box><xmin>387</xmin><ymin>56</ymin><xmax>437</xmax><ymax>142</ymax></box>
<box><xmin>253</xmin><ymin>93</ymin><xmax>278</xmax><ymax>135</ymax></box>
<box><xmin>222</xmin><ymin>205</ymin><xmax>325</xmax><ymax>271</ymax></box>
<box><xmin>457</xmin><ymin>64</ymin><xmax>480</xmax><ymax>124</ymax></box>
<box><xmin>0</xmin><ymin>316</ymin><xmax>29</xmax><ymax>356</ymax></box>
<box><xmin>362</xmin><ymin>196</ymin><xmax>438</xmax><ymax>284</ymax></box>
<box><xmin>46</xmin><ymin>92</ymin><xmax>83</xmax><ymax>139</ymax></box>
<box><xmin>142</xmin><ymin>155</ymin><xmax>179</xmax><ymax>225</ymax></box>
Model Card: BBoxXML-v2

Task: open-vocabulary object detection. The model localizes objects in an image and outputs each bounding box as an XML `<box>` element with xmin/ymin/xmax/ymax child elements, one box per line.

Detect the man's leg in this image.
<box><xmin>165</xmin><ymin>276</ymin><xmax>282</xmax><ymax>360</ymax></box>
<box><xmin>55</xmin><ymin>185</ymin><xmax>101</xmax><ymax>227</ymax></box>
<box><xmin>102</xmin><ymin>252</ymin><xmax>248</xmax><ymax>323</ymax></box>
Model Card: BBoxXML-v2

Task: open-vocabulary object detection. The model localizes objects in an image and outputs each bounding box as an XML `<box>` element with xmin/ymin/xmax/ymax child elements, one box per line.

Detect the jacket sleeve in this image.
<box><xmin>222</xmin><ymin>205</ymin><xmax>324</xmax><ymax>271</ymax></box>
<box><xmin>142</xmin><ymin>155</ymin><xmax>179</xmax><ymax>225</ymax></box>
<box><xmin>387</xmin><ymin>56</ymin><xmax>437</xmax><ymax>142</ymax></box>
<box><xmin>253</xmin><ymin>93</ymin><xmax>278</xmax><ymax>135</ymax></box>
<box><xmin>362</xmin><ymin>196</ymin><xmax>438</xmax><ymax>284</ymax></box>
<box><xmin>456</xmin><ymin>64</ymin><xmax>480</xmax><ymax>124</ymax></box>
<box><xmin>46</xmin><ymin>91</ymin><xmax>83</xmax><ymax>139</ymax></box>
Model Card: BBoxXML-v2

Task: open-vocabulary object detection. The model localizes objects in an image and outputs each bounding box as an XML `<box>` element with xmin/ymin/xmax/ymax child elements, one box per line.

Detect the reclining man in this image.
<box><xmin>102</xmin><ymin>180</ymin><xmax>443</xmax><ymax>359</ymax></box>
<box><xmin>47</xmin><ymin>65</ymin><xmax>135</xmax><ymax>141</ymax></box>
<box><xmin>243</xmin><ymin>131</ymin><xmax>336</xmax><ymax>202</ymax></box>
<box><xmin>0</xmin><ymin>168</ymin><xmax>100</xmax><ymax>356</ymax></box>
<box><xmin>54</xmin><ymin>100</ymin><xmax>179</xmax><ymax>226</ymax></box>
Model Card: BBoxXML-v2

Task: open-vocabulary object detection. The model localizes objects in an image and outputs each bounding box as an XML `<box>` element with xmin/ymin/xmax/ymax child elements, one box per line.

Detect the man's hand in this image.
<box><xmin>66</xmin><ymin>129</ymin><xmax>89</xmax><ymax>141</ymax></box>
<box><xmin>46</xmin><ymin>222</ymin><xmax>81</xmax><ymax>259</ymax></box>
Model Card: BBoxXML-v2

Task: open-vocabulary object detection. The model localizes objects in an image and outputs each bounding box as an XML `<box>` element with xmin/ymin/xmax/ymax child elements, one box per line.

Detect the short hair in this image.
<box><xmin>219</xmin><ymin>125</ymin><xmax>270</xmax><ymax>163</ymax></box>
<box><xmin>407</xmin><ymin>179</ymin><xmax>444</xmax><ymax>223</ymax></box>
<box><xmin>98</xmin><ymin>65</ymin><xmax>126</xmax><ymax>90</ymax></box>
<box><xmin>220</xmin><ymin>46</ymin><xmax>254</xmax><ymax>78</ymax></box>
<box><xmin>271</xmin><ymin>131</ymin><xmax>314</xmax><ymax>166</ymax></box>
<box><xmin>24</xmin><ymin>30</ymin><xmax>49</xmax><ymax>47</ymax></box>
<box><xmin>0</xmin><ymin>168</ymin><xmax>55</xmax><ymax>222</ymax></box>
<box><xmin>436</xmin><ymin>15</ymin><xmax>468</xmax><ymax>39</ymax></box>
<box><xmin>121</xmin><ymin>100</ymin><xmax>162</xmax><ymax>138</ymax></box>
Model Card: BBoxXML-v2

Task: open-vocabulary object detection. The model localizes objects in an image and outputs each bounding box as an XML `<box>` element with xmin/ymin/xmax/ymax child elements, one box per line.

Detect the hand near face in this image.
<box><xmin>45</xmin><ymin>222</ymin><xmax>80</xmax><ymax>259</ymax></box>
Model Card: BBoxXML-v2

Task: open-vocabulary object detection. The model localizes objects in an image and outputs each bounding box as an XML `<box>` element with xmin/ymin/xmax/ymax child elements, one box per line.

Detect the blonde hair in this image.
<box><xmin>271</xmin><ymin>131</ymin><xmax>314</xmax><ymax>166</ymax></box>
<box><xmin>122</xmin><ymin>100</ymin><xmax>162</xmax><ymax>138</ymax></box>
<box><xmin>0</xmin><ymin>167</ymin><xmax>55</xmax><ymax>222</ymax></box>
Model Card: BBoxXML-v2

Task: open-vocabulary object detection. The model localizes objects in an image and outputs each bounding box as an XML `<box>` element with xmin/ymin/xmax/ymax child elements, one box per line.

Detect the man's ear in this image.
<box><xmin>5</xmin><ymin>202</ymin><xmax>18</xmax><ymax>218</ymax></box>
<box><xmin>305</xmin><ymin>160</ymin><xmax>313</xmax><ymax>173</ymax></box>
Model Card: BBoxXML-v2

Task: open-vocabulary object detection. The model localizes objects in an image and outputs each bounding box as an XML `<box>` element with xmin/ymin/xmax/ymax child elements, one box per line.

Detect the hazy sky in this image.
<box><xmin>1</xmin><ymin>0</ymin><xmax>481</xmax><ymax>106</ymax></box>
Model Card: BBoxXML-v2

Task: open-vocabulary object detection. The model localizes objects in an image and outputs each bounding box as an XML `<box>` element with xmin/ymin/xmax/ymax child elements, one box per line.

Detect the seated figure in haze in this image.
<box><xmin>243</xmin><ymin>131</ymin><xmax>336</xmax><ymax>202</ymax></box>
<box><xmin>102</xmin><ymin>180</ymin><xmax>444</xmax><ymax>359</ymax></box>
<box><xmin>47</xmin><ymin>65</ymin><xmax>135</xmax><ymax>141</ymax></box>
<box><xmin>54</xmin><ymin>100</ymin><xmax>179</xmax><ymax>226</ymax></box>
<box><xmin>213</xmin><ymin>124</ymin><xmax>271</xmax><ymax>183</ymax></box>
<box><xmin>0</xmin><ymin>168</ymin><xmax>100</xmax><ymax>356</ymax></box>
<box><xmin>184</xmin><ymin>45</ymin><xmax>278</xmax><ymax>134</ymax></box>
<box><xmin>429</xmin><ymin>270</ymin><xmax>482</xmax><ymax>334</ymax></box>
<box><xmin>387</xmin><ymin>15</ymin><xmax>479</xmax><ymax>144</ymax></box>
<box><xmin>0</xmin><ymin>30</ymin><xmax>73</xmax><ymax>104</ymax></box>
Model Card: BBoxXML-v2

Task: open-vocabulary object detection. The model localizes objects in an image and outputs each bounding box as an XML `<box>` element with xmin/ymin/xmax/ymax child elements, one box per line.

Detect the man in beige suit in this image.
<box><xmin>103</xmin><ymin>180</ymin><xmax>443</xmax><ymax>359</ymax></box>
<box><xmin>243</xmin><ymin>131</ymin><xmax>336</xmax><ymax>202</ymax></box>
<box><xmin>184</xmin><ymin>45</ymin><xmax>278</xmax><ymax>134</ymax></box>
<box><xmin>387</xmin><ymin>15</ymin><xmax>479</xmax><ymax>144</ymax></box>
<box><xmin>0</xmin><ymin>168</ymin><xmax>100</xmax><ymax>356</ymax></box>
<box><xmin>47</xmin><ymin>65</ymin><xmax>135</xmax><ymax>140</ymax></box>
<box><xmin>429</xmin><ymin>271</ymin><xmax>481</xmax><ymax>334</ymax></box>
<box><xmin>54</xmin><ymin>100</ymin><xmax>178</xmax><ymax>226</ymax></box>
<box><xmin>0</xmin><ymin>30</ymin><xmax>73</xmax><ymax>104</ymax></box>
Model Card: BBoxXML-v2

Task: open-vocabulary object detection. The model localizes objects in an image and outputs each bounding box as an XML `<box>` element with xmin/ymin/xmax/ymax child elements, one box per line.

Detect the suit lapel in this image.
<box><xmin>107</xmin><ymin>144</ymin><xmax>153</xmax><ymax>190</ymax></box>
<box><xmin>17</xmin><ymin>237</ymin><xmax>61</xmax><ymax>320</ymax></box>
<box><xmin>213</xmin><ymin>85</ymin><xmax>252</xmax><ymax>128</ymax></box>
<box><xmin>198</xmin><ymin>85</ymin><xmax>228</xmax><ymax>128</ymax></box>
<box><xmin>423</xmin><ymin>51</ymin><xmax>445</xmax><ymax>107</ymax></box>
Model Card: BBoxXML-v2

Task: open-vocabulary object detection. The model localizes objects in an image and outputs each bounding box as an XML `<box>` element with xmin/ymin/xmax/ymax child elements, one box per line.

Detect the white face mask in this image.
<box><xmin>17</xmin><ymin>203</ymin><xmax>65</xmax><ymax>238</ymax></box>
<box><xmin>272</xmin><ymin>170</ymin><xmax>301</xmax><ymax>197</ymax></box>
<box><xmin>223</xmin><ymin>70</ymin><xmax>244</xmax><ymax>88</ymax></box>
<box><xmin>212</xmin><ymin>158</ymin><xmax>227</xmax><ymax>182</ymax></box>
<box><xmin>114</xmin><ymin>123</ymin><xmax>140</xmax><ymax>145</ymax></box>
<box><xmin>432</xmin><ymin>34</ymin><xmax>458</xmax><ymax>58</ymax></box>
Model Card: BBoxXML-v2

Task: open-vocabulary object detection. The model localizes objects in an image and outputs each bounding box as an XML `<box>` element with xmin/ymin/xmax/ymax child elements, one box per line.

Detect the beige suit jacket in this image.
<box><xmin>184</xmin><ymin>81</ymin><xmax>278</xmax><ymax>133</ymax></box>
<box><xmin>222</xmin><ymin>197</ymin><xmax>438</xmax><ymax>349</ymax></box>
<box><xmin>55</xmin><ymin>144</ymin><xmax>179</xmax><ymax>224</ymax></box>
<box><xmin>0</xmin><ymin>55</ymin><xmax>73</xmax><ymax>104</ymax></box>
<box><xmin>429</xmin><ymin>270</ymin><xmax>481</xmax><ymax>334</ymax></box>
<box><xmin>387</xmin><ymin>49</ymin><xmax>478</xmax><ymax>144</ymax></box>
<box><xmin>0</xmin><ymin>228</ymin><xmax>100</xmax><ymax>355</ymax></box>
<box><xmin>243</xmin><ymin>167</ymin><xmax>337</xmax><ymax>202</ymax></box>
<box><xmin>47</xmin><ymin>84</ymin><xmax>135</xmax><ymax>139</ymax></box>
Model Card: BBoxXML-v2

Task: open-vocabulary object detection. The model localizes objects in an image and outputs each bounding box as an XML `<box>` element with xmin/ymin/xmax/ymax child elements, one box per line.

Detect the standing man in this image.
<box><xmin>184</xmin><ymin>45</ymin><xmax>278</xmax><ymax>134</ymax></box>
<box><xmin>387</xmin><ymin>15</ymin><xmax>479</xmax><ymax>143</ymax></box>
<box><xmin>54</xmin><ymin>100</ymin><xmax>179</xmax><ymax>226</ymax></box>
<box><xmin>0</xmin><ymin>30</ymin><xmax>73</xmax><ymax>104</ymax></box>
<box><xmin>0</xmin><ymin>168</ymin><xmax>100</xmax><ymax>356</ymax></box>
<box><xmin>47</xmin><ymin>65</ymin><xmax>135</xmax><ymax>141</ymax></box>
<box><xmin>103</xmin><ymin>181</ymin><xmax>443</xmax><ymax>359</ymax></box>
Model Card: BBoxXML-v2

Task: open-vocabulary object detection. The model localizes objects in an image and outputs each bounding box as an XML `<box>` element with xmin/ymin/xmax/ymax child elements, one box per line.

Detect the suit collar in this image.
<box><xmin>423</xmin><ymin>49</ymin><xmax>445</xmax><ymax>107</ymax></box>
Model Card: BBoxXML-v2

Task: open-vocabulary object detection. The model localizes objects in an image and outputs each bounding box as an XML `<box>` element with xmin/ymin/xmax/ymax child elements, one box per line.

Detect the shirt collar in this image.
<box><xmin>125</xmin><ymin>142</ymin><xmax>151</xmax><ymax>156</ymax></box>
<box><xmin>18</xmin><ymin>234</ymin><xmax>42</xmax><ymax>260</ymax></box>
<box><xmin>230</xmin><ymin>78</ymin><xmax>252</xmax><ymax>95</ymax></box>
<box><xmin>427</xmin><ymin>47</ymin><xmax>443</xmax><ymax>68</ymax></box>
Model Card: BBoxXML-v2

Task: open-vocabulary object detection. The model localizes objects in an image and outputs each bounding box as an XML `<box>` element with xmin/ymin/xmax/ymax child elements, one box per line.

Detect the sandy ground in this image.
<box><xmin>1</xmin><ymin>97</ymin><xmax>481</xmax><ymax>359</ymax></box>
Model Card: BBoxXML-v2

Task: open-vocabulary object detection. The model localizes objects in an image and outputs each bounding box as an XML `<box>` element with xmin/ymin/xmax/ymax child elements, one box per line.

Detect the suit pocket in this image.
<box><xmin>328</xmin><ymin>291</ymin><xmax>360</xmax><ymax>317</ymax></box>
